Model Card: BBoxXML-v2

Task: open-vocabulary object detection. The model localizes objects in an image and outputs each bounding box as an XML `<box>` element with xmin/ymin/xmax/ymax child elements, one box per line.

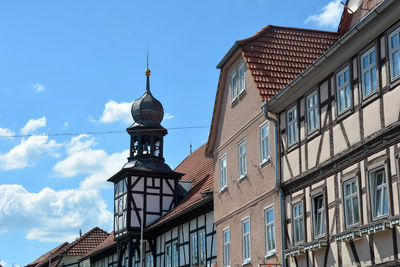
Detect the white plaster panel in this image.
<box><xmin>367</xmin><ymin>149</ymin><xmax>386</xmax><ymax>161</ymax></box>
<box><xmin>206</xmin><ymin>212</ymin><xmax>214</xmax><ymax>233</ymax></box>
<box><xmin>326</xmin><ymin>176</ymin><xmax>335</xmax><ymax>206</ymax></box>
<box><xmin>183</xmin><ymin>223</ymin><xmax>189</xmax><ymax>242</ymax></box>
<box><xmin>310</xmin><ymin>180</ymin><xmax>324</xmax><ymax>191</ymax></box>
<box><xmin>307</xmin><ymin>135</ymin><xmax>320</xmax><ymax>169</ymax></box>
<box><xmin>397</xmin><ymin>228</ymin><xmax>400</xmax><ymax>260</ymax></box>
<box><xmin>198</xmin><ymin>214</ymin><xmax>205</xmax><ymax>228</ymax></box>
<box><xmin>328</xmin><ymin>206</ymin><xmax>336</xmax><ymax>235</ymax></box>
<box><xmin>353</xmin><ymin>57</ymin><xmax>358</xmax><ymax>79</ymax></box>
<box><xmin>320</xmin><ymin>105</ymin><xmax>328</xmax><ymax>129</ymax></box>
<box><xmin>326</xmin><ymin>242</ymin><xmax>338</xmax><ymax>267</ymax></box>
<box><xmin>314</xmin><ymin>247</ymin><xmax>326</xmax><ymax>267</ymax></box>
<box><xmin>280</xmin><ymin>112</ymin><xmax>286</xmax><ymax>130</ymax></box>
<box><xmin>382</xmin><ymin>62</ymin><xmax>388</xmax><ymax>88</ymax></box>
<box><xmin>319</xmin><ymin>131</ymin><xmax>331</xmax><ymax>163</ymax></box>
<box><xmin>343</xmin><ymin>112</ymin><xmax>361</xmax><ymax>146</ymax></box>
<box><xmin>291</xmin><ymin>190</ymin><xmax>303</xmax><ymax>199</ymax></box>
<box><xmin>392</xmin><ymin>181</ymin><xmax>399</xmax><ymax>215</ymax></box>
<box><xmin>287</xmin><ymin>149</ymin><xmax>300</xmax><ymax>178</ymax></box>
<box><xmin>320</xmin><ymin>81</ymin><xmax>329</xmax><ymax>102</ymax></box>
<box><xmin>363</xmin><ymin>100</ymin><xmax>381</xmax><ymax>138</ymax></box>
<box><xmin>353</xmin><ymin>83</ymin><xmax>359</xmax><ymax>107</ymax></box>
<box><xmin>301</xmin><ymin>143</ymin><xmax>306</xmax><ymax>172</ymax></box>
<box><xmin>165</xmin><ymin>231</ymin><xmax>171</xmax><ymax>242</ymax></box>
<box><xmin>300</xmin><ymin>97</ymin><xmax>305</xmax><ymax>117</ymax></box>
<box><xmin>360</xmin><ymin>161</ymin><xmax>366</xmax><ymax>189</ymax></box>
<box><xmin>172</xmin><ymin>227</ymin><xmax>178</xmax><ymax>239</ymax></box>
<box><xmin>333</xmin><ymin>124</ymin><xmax>347</xmax><ymax>155</ymax></box>
<box><xmin>390</xmin><ymin>146</ymin><xmax>396</xmax><ymax>175</ymax></box>
<box><xmin>190</xmin><ymin>218</ymin><xmax>196</xmax><ymax>230</ymax></box>
<box><xmin>300</xmin><ymin>120</ymin><xmax>305</xmax><ymax>142</ymax></box>
<box><xmin>380</xmin><ymin>36</ymin><xmax>386</xmax><ymax>59</ymax></box>
<box><xmin>373</xmin><ymin>231</ymin><xmax>395</xmax><ymax>264</ymax></box>
<box><xmin>384</xmin><ymin>88</ymin><xmax>400</xmax><ymax>127</ymax></box>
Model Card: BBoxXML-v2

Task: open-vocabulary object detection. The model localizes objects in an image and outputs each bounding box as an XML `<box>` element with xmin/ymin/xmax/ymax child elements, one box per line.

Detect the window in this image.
<box><xmin>293</xmin><ymin>202</ymin><xmax>304</xmax><ymax>245</ymax></box>
<box><xmin>306</xmin><ymin>91</ymin><xmax>319</xmax><ymax>134</ymax></box>
<box><xmin>238</xmin><ymin>140</ymin><xmax>247</xmax><ymax>179</ymax></box>
<box><xmin>264</xmin><ymin>207</ymin><xmax>276</xmax><ymax>256</ymax></box>
<box><xmin>223</xmin><ymin>228</ymin><xmax>230</xmax><ymax>267</ymax></box>
<box><xmin>166</xmin><ymin>243</ymin><xmax>172</xmax><ymax>267</ymax></box>
<box><xmin>313</xmin><ymin>194</ymin><xmax>325</xmax><ymax>238</ymax></box>
<box><xmin>336</xmin><ymin>66</ymin><xmax>351</xmax><ymax>114</ymax></box>
<box><xmin>172</xmin><ymin>241</ymin><xmax>179</xmax><ymax>267</ymax></box>
<box><xmin>361</xmin><ymin>47</ymin><xmax>378</xmax><ymax>98</ymax></box>
<box><xmin>242</xmin><ymin>218</ymin><xmax>251</xmax><ymax>263</ymax></box>
<box><xmin>220</xmin><ymin>155</ymin><xmax>227</xmax><ymax>190</ymax></box>
<box><xmin>389</xmin><ymin>27</ymin><xmax>400</xmax><ymax>81</ymax></box>
<box><xmin>369</xmin><ymin>167</ymin><xmax>389</xmax><ymax>219</ymax></box>
<box><xmin>259</xmin><ymin>122</ymin><xmax>270</xmax><ymax>164</ymax></box>
<box><xmin>191</xmin><ymin>232</ymin><xmax>198</xmax><ymax>267</ymax></box>
<box><xmin>343</xmin><ymin>178</ymin><xmax>360</xmax><ymax>228</ymax></box>
<box><xmin>114</xmin><ymin>178</ymin><xmax>127</xmax><ymax>234</ymax></box>
<box><xmin>287</xmin><ymin>106</ymin><xmax>298</xmax><ymax>146</ymax></box>
<box><xmin>146</xmin><ymin>253</ymin><xmax>153</xmax><ymax>267</ymax></box>
<box><xmin>230</xmin><ymin>62</ymin><xmax>246</xmax><ymax>102</ymax></box>
<box><xmin>199</xmin><ymin>229</ymin><xmax>206</xmax><ymax>266</ymax></box>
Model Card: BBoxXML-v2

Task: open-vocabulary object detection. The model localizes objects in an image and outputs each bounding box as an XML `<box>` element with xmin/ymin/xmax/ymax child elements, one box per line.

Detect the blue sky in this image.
<box><xmin>0</xmin><ymin>0</ymin><xmax>343</xmax><ymax>265</ymax></box>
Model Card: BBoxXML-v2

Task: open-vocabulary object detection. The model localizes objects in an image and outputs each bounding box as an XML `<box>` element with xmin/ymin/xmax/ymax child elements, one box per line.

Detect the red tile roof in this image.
<box><xmin>81</xmin><ymin>232</ymin><xmax>116</xmax><ymax>260</ymax></box>
<box><xmin>62</xmin><ymin>227</ymin><xmax>109</xmax><ymax>256</ymax></box>
<box><xmin>237</xmin><ymin>25</ymin><xmax>338</xmax><ymax>101</ymax></box>
<box><xmin>26</xmin><ymin>242</ymin><xmax>70</xmax><ymax>267</ymax></box>
<box><xmin>146</xmin><ymin>143</ymin><xmax>213</xmax><ymax>230</ymax></box>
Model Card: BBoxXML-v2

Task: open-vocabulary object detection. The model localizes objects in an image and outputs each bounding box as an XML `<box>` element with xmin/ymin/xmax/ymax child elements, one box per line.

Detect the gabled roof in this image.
<box><xmin>27</xmin><ymin>242</ymin><xmax>70</xmax><ymax>267</ymax></box>
<box><xmin>206</xmin><ymin>25</ymin><xmax>338</xmax><ymax>156</ymax></box>
<box><xmin>80</xmin><ymin>232</ymin><xmax>115</xmax><ymax>261</ymax></box>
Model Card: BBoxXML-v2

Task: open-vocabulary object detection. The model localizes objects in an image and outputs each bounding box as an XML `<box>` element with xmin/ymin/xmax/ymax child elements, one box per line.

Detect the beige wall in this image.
<box><xmin>212</xmin><ymin>52</ymin><xmax>281</xmax><ymax>267</ymax></box>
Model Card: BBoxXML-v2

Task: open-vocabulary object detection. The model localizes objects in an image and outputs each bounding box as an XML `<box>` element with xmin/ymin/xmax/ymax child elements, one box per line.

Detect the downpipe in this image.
<box><xmin>262</xmin><ymin>101</ymin><xmax>285</xmax><ymax>267</ymax></box>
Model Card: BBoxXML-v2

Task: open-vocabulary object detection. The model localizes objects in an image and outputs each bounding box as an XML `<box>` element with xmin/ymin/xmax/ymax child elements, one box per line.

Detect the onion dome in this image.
<box><xmin>131</xmin><ymin>68</ymin><xmax>164</xmax><ymax>127</ymax></box>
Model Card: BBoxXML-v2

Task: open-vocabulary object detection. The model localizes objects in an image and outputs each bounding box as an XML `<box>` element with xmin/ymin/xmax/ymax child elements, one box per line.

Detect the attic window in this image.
<box><xmin>230</xmin><ymin>62</ymin><xmax>246</xmax><ymax>103</ymax></box>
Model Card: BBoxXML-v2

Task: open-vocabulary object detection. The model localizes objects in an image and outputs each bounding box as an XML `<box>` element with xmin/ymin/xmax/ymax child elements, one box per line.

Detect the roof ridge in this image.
<box><xmin>62</xmin><ymin>227</ymin><xmax>109</xmax><ymax>254</ymax></box>
<box><xmin>237</xmin><ymin>25</ymin><xmax>338</xmax><ymax>45</ymax></box>
<box><xmin>174</xmin><ymin>143</ymin><xmax>206</xmax><ymax>171</ymax></box>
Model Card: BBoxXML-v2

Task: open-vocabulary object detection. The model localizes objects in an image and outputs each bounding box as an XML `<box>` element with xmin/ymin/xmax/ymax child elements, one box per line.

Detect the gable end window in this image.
<box><xmin>343</xmin><ymin>178</ymin><xmax>360</xmax><ymax>228</ymax></box>
<box><xmin>361</xmin><ymin>47</ymin><xmax>378</xmax><ymax>99</ymax></box>
<box><xmin>369</xmin><ymin>167</ymin><xmax>389</xmax><ymax>219</ymax></box>
<box><xmin>389</xmin><ymin>27</ymin><xmax>400</xmax><ymax>81</ymax></box>
<box><xmin>287</xmin><ymin>106</ymin><xmax>298</xmax><ymax>146</ymax></box>
<box><xmin>259</xmin><ymin>122</ymin><xmax>270</xmax><ymax>164</ymax></box>
<box><xmin>230</xmin><ymin>62</ymin><xmax>246</xmax><ymax>102</ymax></box>
<box><xmin>264</xmin><ymin>207</ymin><xmax>276</xmax><ymax>256</ymax></box>
<box><xmin>336</xmin><ymin>66</ymin><xmax>351</xmax><ymax>115</ymax></box>
<box><xmin>220</xmin><ymin>155</ymin><xmax>227</xmax><ymax>191</ymax></box>
<box><xmin>312</xmin><ymin>194</ymin><xmax>326</xmax><ymax>238</ymax></box>
<box><xmin>306</xmin><ymin>90</ymin><xmax>319</xmax><ymax>134</ymax></box>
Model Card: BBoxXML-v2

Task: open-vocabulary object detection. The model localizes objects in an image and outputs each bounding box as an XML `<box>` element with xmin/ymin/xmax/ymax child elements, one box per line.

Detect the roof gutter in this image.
<box><xmin>216</xmin><ymin>42</ymin><xmax>240</xmax><ymax>69</ymax></box>
<box><xmin>267</xmin><ymin>0</ymin><xmax>394</xmax><ymax>110</ymax></box>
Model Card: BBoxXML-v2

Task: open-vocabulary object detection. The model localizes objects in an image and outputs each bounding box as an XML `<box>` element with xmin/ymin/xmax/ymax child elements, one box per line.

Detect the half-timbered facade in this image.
<box><xmin>265</xmin><ymin>1</ymin><xmax>400</xmax><ymax>266</ymax></box>
<box><xmin>205</xmin><ymin>26</ymin><xmax>338</xmax><ymax>267</ymax></box>
<box><xmin>80</xmin><ymin>70</ymin><xmax>216</xmax><ymax>267</ymax></box>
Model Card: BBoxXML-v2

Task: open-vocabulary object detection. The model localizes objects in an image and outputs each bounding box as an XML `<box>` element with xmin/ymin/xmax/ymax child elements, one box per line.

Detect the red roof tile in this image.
<box><xmin>62</xmin><ymin>227</ymin><xmax>109</xmax><ymax>256</ymax></box>
<box><xmin>237</xmin><ymin>25</ymin><xmax>338</xmax><ymax>101</ymax></box>
<box><xmin>27</xmin><ymin>242</ymin><xmax>70</xmax><ymax>267</ymax></box>
<box><xmin>81</xmin><ymin>232</ymin><xmax>116</xmax><ymax>260</ymax></box>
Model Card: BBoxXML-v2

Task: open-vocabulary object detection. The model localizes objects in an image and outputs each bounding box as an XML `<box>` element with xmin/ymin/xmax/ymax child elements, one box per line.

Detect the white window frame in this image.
<box><xmin>336</xmin><ymin>66</ymin><xmax>351</xmax><ymax>115</ymax></box>
<box><xmin>238</xmin><ymin>139</ymin><xmax>247</xmax><ymax>179</ymax></box>
<box><xmin>361</xmin><ymin>47</ymin><xmax>378</xmax><ymax>99</ymax></box>
<box><xmin>190</xmin><ymin>232</ymin><xmax>198</xmax><ymax>267</ymax></box>
<box><xmin>287</xmin><ymin>105</ymin><xmax>298</xmax><ymax>146</ymax></box>
<box><xmin>292</xmin><ymin>202</ymin><xmax>304</xmax><ymax>245</ymax></box>
<box><xmin>388</xmin><ymin>26</ymin><xmax>400</xmax><ymax>81</ymax></box>
<box><xmin>369</xmin><ymin>167</ymin><xmax>389</xmax><ymax>220</ymax></box>
<box><xmin>199</xmin><ymin>229</ymin><xmax>206</xmax><ymax>266</ymax></box>
<box><xmin>238</xmin><ymin>62</ymin><xmax>246</xmax><ymax>94</ymax></box>
<box><xmin>172</xmin><ymin>241</ymin><xmax>179</xmax><ymax>267</ymax></box>
<box><xmin>241</xmin><ymin>217</ymin><xmax>251</xmax><ymax>264</ymax></box>
<box><xmin>264</xmin><ymin>206</ymin><xmax>276</xmax><ymax>257</ymax></box>
<box><xmin>219</xmin><ymin>154</ymin><xmax>227</xmax><ymax>191</ymax></box>
<box><xmin>223</xmin><ymin>227</ymin><xmax>230</xmax><ymax>267</ymax></box>
<box><xmin>230</xmin><ymin>61</ymin><xmax>246</xmax><ymax>103</ymax></box>
<box><xmin>165</xmin><ymin>243</ymin><xmax>172</xmax><ymax>267</ymax></box>
<box><xmin>306</xmin><ymin>90</ymin><xmax>319</xmax><ymax>134</ymax></box>
<box><xmin>312</xmin><ymin>194</ymin><xmax>326</xmax><ymax>239</ymax></box>
<box><xmin>259</xmin><ymin>121</ymin><xmax>270</xmax><ymax>165</ymax></box>
<box><xmin>343</xmin><ymin>178</ymin><xmax>360</xmax><ymax>228</ymax></box>
<box><xmin>230</xmin><ymin>70</ymin><xmax>238</xmax><ymax>102</ymax></box>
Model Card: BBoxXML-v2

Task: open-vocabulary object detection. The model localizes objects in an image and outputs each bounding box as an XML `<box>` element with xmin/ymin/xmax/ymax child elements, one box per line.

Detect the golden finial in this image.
<box><xmin>145</xmin><ymin>46</ymin><xmax>151</xmax><ymax>76</ymax></box>
<box><xmin>145</xmin><ymin>68</ymin><xmax>151</xmax><ymax>76</ymax></box>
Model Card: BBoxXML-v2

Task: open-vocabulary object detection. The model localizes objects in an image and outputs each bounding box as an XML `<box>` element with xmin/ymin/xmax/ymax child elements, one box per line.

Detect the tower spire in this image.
<box><xmin>145</xmin><ymin>47</ymin><xmax>151</xmax><ymax>93</ymax></box>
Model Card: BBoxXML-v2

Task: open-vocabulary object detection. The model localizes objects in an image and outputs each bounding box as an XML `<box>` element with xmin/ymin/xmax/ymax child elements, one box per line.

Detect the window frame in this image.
<box><xmin>360</xmin><ymin>46</ymin><xmax>379</xmax><ymax>100</ymax></box>
<box><xmin>368</xmin><ymin>166</ymin><xmax>390</xmax><ymax>220</ymax></box>
<box><xmin>305</xmin><ymin>90</ymin><xmax>320</xmax><ymax>135</ymax></box>
<box><xmin>388</xmin><ymin>26</ymin><xmax>400</xmax><ymax>82</ymax></box>
<box><xmin>312</xmin><ymin>193</ymin><xmax>326</xmax><ymax>239</ymax></box>
<box><xmin>230</xmin><ymin>70</ymin><xmax>238</xmax><ymax>103</ymax></box>
<box><xmin>335</xmin><ymin>65</ymin><xmax>352</xmax><ymax>115</ymax></box>
<box><xmin>223</xmin><ymin>227</ymin><xmax>230</xmax><ymax>267</ymax></box>
<box><xmin>292</xmin><ymin>201</ymin><xmax>305</xmax><ymax>246</ymax></box>
<box><xmin>343</xmin><ymin>178</ymin><xmax>360</xmax><ymax>229</ymax></box>
<box><xmin>238</xmin><ymin>62</ymin><xmax>246</xmax><ymax>95</ymax></box>
<box><xmin>230</xmin><ymin>61</ymin><xmax>246</xmax><ymax>103</ymax></box>
<box><xmin>241</xmin><ymin>217</ymin><xmax>251</xmax><ymax>264</ymax></box>
<box><xmin>238</xmin><ymin>139</ymin><xmax>247</xmax><ymax>180</ymax></box>
<box><xmin>219</xmin><ymin>154</ymin><xmax>227</xmax><ymax>191</ymax></box>
<box><xmin>286</xmin><ymin>105</ymin><xmax>298</xmax><ymax>147</ymax></box>
<box><xmin>264</xmin><ymin>206</ymin><xmax>276</xmax><ymax>257</ymax></box>
<box><xmin>259</xmin><ymin>121</ymin><xmax>270</xmax><ymax>165</ymax></box>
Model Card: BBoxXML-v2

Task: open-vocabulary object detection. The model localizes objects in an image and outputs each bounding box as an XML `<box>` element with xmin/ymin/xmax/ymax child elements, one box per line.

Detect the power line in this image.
<box><xmin>0</xmin><ymin>125</ymin><xmax>210</xmax><ymax>139</ymax></box>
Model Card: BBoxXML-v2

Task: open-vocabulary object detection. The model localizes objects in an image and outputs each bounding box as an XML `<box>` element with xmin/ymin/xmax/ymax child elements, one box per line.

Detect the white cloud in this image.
<box><xmin>98</xmin><ymin>100</ymin><xmax>132</xmax><ymax>124</ymax></box>
<box><xmin>33</xmin><ymin>83</ymin><xmax>45</xmax><ymax>92</ymax></box>
<box><xmin>164</xmin><ymin>113</ymin><xmax>174</xmax><ymax>120</ymax></box>
<box><xmin>63</xmin><ymin>122</ymin><xmax>69</xmax><ymax>129</ymax></box>
<box><xmin>0</xmin><ymin>184</ymin><xmax>112</xmax><ymax>242</ymax></box>
<box><xmin>0</xmin><ymin>128</ymin><xmax>15</xmax><ymax>138</ymax></box>
<box><xmin>0</xmin><ymin>135</ymin><xmax>60</xmax><ymax>170</ymax></box>
<box><xmin>0</xmin><ymin>260</ymin><xmax>7</xmax><ymax>267</ymax></box>
<box><xmin>20</xmin><ymin>117</ymin><xmax>46</xmax><ymax>135</ymax></box>
<box><xmin>305</xmin><ymin>0</ymin><xmax>343</xmax><ymax>28</ymax></box>
<box><xmin>53</xmin><ymin>134</ymin><xmax>127</xmax><ymax>189</ymax></box>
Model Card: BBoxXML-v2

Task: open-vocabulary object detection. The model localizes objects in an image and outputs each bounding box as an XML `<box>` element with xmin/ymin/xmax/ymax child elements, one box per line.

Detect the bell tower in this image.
<box><xmin>108</xmin><ymin>67</ymin><xmax>183</xmax><ymax>266</ymax></box>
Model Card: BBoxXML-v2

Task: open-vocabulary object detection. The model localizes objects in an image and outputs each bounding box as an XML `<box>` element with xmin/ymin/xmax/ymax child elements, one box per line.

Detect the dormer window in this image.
<box><xmin>230</xmin><ymin>62</ymin><xmax>246</xmax><ymax>102</ymax></box>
